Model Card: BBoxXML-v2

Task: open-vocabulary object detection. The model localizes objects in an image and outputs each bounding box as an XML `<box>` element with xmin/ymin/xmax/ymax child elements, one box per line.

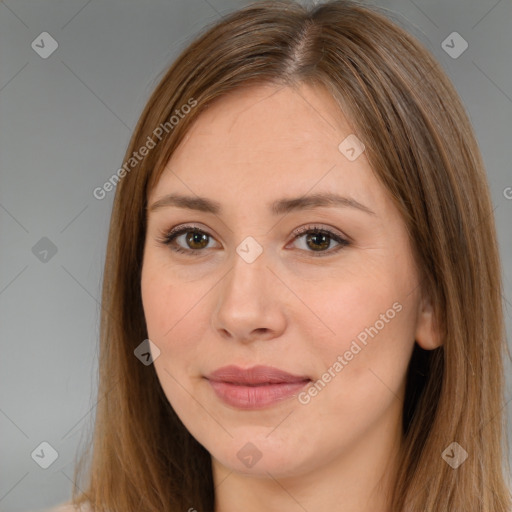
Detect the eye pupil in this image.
<box><xmin>306</xmin><ymin>232</ymin><xmax>330</xmax><ymax>251</ymax></box>
<box><xmin>186</xmin><ymin>230</ymin><xmax>209</xmax><ymax>249</ymax></box>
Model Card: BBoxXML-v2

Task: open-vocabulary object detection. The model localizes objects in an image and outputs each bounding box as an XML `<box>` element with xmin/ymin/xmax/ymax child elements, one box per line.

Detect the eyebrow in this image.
<box><xmin>148</xmin><ymin>192</ymin><xmax>376</xmax><ymax>216</ymax></box>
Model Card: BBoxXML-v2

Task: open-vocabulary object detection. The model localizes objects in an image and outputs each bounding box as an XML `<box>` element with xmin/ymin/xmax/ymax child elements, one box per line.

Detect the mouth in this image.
<box><xmin>205</xmin><ymin>365</ymin><xmax>312</xmax><ymax>409</ymax></box>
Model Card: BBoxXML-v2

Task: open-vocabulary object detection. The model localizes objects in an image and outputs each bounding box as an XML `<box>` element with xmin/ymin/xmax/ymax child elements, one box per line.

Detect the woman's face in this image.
<box><xmin>141</xmin><ymin>83</ymin><xmax>433</xmax><ymax>480</ymax></box>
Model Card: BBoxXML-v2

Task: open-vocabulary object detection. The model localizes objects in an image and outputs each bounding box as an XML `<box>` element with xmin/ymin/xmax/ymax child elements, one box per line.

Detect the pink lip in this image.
<box><xmin>205</xmin><ymin>365</ymin><xmax>311</xmax><ymax>409</ymax></box>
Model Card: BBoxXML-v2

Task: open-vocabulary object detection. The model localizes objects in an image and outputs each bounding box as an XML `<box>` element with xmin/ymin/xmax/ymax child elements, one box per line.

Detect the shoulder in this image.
<box><xmin>36</xmin><ymin>502</ymin><xmax>93</xmax><ymax>512</ymax></box>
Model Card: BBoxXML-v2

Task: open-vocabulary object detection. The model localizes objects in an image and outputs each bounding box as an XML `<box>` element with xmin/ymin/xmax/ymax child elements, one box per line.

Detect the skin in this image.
<box><xmin>140</xmin><ymin>83</ymin><xmax>440</xmax><ymax>512</ymax></box>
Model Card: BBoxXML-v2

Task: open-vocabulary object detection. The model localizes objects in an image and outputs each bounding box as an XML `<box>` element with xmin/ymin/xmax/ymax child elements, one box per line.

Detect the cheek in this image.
<box><xmin>300</xmin><ymin>266</ymin><xmax>418</xmax><ymax>392</ymax></box>
<box><xmin>292</xmin><ymin>281</ymin><xmax>416</xmax><ymax>456</ymax></box>
<box><xmin>141</xmin><ymin>260</ymin><xmax>204</xmax><ymax>344</ymax></box>
<box><xmin>141</xmin><ymin>268</ymin><xmax>207</xmax><ymax>417</ymax></box>
<box><xmin>140</xmin><ymin>262</ymin><xmax>214</xmax><ymax>394</ymax></box>
<box><xmin>141</xmin><ymin>278</ymin><xmax>170</xmax><ymax>343</ymax></box>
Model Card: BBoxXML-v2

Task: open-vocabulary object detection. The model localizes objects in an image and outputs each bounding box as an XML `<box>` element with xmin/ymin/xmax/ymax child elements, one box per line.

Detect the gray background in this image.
<box><xmin>0</xmin><ymin>0</ymin><xmax>511</xmax><ymax>510</ymax></box>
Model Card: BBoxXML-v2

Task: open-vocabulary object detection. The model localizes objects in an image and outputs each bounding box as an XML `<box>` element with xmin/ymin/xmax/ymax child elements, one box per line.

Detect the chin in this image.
<box><xmin>204</xmin><ymin>428</ymin><xmax>315</xmax><ymax>478</ymax></box>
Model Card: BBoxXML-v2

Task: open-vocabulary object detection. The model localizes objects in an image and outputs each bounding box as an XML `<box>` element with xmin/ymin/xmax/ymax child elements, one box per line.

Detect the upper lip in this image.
<box><xmin>206</xmin><ymin>365</ymin><xmax>311</xmax><ymax>385</ymax></box>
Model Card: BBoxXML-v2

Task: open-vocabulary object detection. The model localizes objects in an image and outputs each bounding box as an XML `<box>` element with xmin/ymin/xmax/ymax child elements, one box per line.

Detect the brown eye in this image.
<box><xmin>158</xmin><ymin>225</ymin><xmax>218</xmax><ymax>256</ymax></box>
<box><xmin>290</xmin><ymin>225</ymin><xmax>350</xmax><ymax>257</ymax></box>
<box><xmin>158</xmin><ymin>224</ymin><xmax>349</xmax><ymax>258</ymax></box>
<box><xmin>184</xmin><ymin>230</ymin><xmax>209</xmax><ymax>250</ymax></box>
<box><xmin>304</xmin><ymin>232</ymin><xmax>331</xmax><ymax>251</ymax></box>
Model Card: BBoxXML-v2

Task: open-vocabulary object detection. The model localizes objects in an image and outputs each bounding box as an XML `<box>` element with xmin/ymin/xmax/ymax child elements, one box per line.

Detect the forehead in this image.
<box><xmin>150</xmin><ymin>83</ymin><xmax>383</xmax><ymax>212</ymax></box>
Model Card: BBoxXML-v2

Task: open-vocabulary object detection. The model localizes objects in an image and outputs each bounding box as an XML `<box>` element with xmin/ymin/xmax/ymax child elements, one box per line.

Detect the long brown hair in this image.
<box><xmin>71</xmin><ymin>1</ymin><xmax>511</xmax><ymax>510</ymax></box>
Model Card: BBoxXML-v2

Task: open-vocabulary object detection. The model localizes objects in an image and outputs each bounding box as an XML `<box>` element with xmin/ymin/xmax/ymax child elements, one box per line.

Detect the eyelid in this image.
<box><xmin>290</xmin><ymin>223</ymin><xmax>350</xmax><ymax>243</ymax></box>
<box><xmin>165</xmin><ymin>223</ymin><xmax>215</xmax><ymax>241</ymax></box>
<box><xmin>157</xmin><ymin>222</ymin><xmax>350</xmax><ymax>257</ymax></box>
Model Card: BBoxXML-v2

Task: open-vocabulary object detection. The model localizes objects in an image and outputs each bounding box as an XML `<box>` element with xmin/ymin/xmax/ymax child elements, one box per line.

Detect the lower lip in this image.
<box><xmin>207</xmin><ymin>379</ymin><xmax>310</xmax><ymax>409</ymax></box>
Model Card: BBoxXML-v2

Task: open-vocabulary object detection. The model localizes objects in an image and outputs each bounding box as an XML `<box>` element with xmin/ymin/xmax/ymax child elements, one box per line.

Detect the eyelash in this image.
<box><xmin>156</xmin><ymin>224</ymin><xmax>350</xmax><ymax>258</ymax></box>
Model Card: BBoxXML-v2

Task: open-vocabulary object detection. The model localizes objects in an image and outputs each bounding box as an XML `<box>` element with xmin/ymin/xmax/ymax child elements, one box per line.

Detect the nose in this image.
<box><xmin>211</xmin><ymin>246</ymin><xmax>287</xmax><ymax>344</ymax></box>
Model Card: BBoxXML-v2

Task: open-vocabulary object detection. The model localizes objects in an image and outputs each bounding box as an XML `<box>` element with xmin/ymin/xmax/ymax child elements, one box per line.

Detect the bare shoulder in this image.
<box><xmin>39</xmin><ymin>501</ymin><xmax>93</xmax><ymax>512</ymax></box>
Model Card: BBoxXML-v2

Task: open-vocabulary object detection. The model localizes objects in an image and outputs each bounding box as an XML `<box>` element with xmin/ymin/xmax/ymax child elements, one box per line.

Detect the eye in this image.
<box><xmin>288</xmin><ymin>224</ymin><xmax>350</xmax><ymax>257</ymax></box>
<box><xmin>156</xmin><ymin>224</ymin><xmax>218</xmax><ymax>256</ymax></box>
<box><xmin>156</xmin><ymin>223</ymin><xmax>350</xmax><ymax>257</ymax></box>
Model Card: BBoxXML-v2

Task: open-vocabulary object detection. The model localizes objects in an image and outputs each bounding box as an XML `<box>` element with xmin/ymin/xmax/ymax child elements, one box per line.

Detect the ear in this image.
<box><xmin>415</xmin><ymin>293</ymin><xmax>442</xmax><ymax>350</ymax></box>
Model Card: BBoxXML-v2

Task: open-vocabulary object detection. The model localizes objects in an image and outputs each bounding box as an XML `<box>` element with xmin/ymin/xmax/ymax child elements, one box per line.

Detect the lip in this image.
<box><xmin>205</xmin><ymin>365</ymin><xmax>311</xmax><ymax>409</ymax></box>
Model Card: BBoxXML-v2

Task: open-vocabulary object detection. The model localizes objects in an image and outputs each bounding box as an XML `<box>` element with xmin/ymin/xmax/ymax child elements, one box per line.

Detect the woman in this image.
<box><xmin>49</xmin><ymin>0</ymin><xmax>511</xmax><ymax>510</ymax></box>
